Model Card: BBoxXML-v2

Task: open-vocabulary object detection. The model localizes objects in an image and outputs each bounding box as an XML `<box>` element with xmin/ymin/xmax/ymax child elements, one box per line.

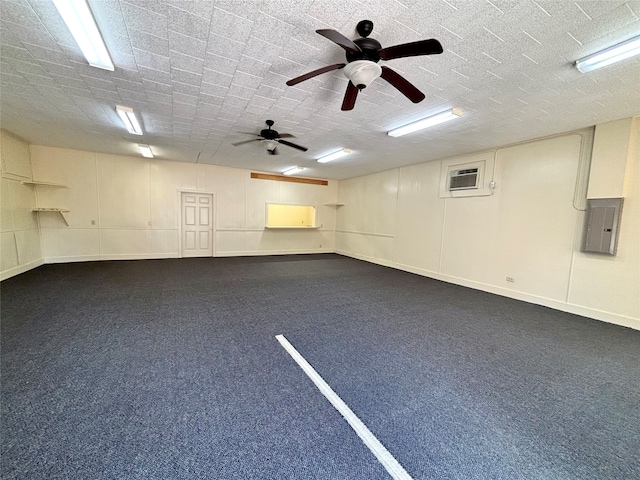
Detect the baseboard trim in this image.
<box><xmin>44</xmin><ymin>253</ymin><xmax>181</xmax><ymax>263</ymax></box>
<box><xmin>216</xmin><ymin>249</ymin><xmax>334</xmax><ymax>257</ymax></box>
<box><xmin>44</xmin><ymin>250</ymin><xmax>334</xmax><ymax>262</ymax></box>
<box><xmin>336</xmin><ymin>250</ymin><xmax>640</xmax><ymax>332</ymax></box>
<box><xmin>1</xmin><ymin>259</ymin><xmax>44</xmax><ymax>281</ymax></box>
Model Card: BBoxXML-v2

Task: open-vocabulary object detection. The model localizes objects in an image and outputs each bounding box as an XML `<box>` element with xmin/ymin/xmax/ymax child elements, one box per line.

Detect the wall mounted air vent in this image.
<box><xmin>439</xmin><ymin>156</ymin><xmax>490</xmax><ymax>198</ymax></box>
<box><xmin>449</xmin><ymin>168</ymin><xmax>479</xmax><ymax>190</ymax></box>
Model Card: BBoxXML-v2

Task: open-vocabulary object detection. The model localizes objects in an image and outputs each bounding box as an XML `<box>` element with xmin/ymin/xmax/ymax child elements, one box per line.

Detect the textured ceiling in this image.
<box><xmin>1</xmin><ymin>0</ymin><xmax>639</xmax><ymax>180</ymax></box>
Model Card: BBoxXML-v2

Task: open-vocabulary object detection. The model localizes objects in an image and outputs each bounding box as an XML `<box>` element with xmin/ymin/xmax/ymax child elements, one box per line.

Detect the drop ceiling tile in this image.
<box><xmin>166</xmin><ymin>4</ymin><xmax>211</xmax><ymax>41</ymax></box>
<box><xmin>206</xmin><ymin>32</ymin><xmax>244</xmax><ymax>59</ymax></box>
<box><xmin>199</xmin><ymin>81</ymin><xmax>228</xmax><ymax>97</ymax></box>
<box><xmin>116</xmin><ymin>88</ymin><xmax>145</xmax><ymax>102</ymax></box>
<box><xmin>203</xmin><ymin>53</ymin><xmax>238</xmax><ymax>74</ymax></box>
<box><xmin>128</xmin><ymin>28</ymin><xmax>170</xmax><ymax>55</ymax></box>
<box><xmin>88</xmin><ymin>87</ymin><xmax>122</xmax><ymax>103</ymax></box>
<box><xmin>172</xmin><ymin>102</ymin><xmax>198</xmax><ymax>118</ymax></box>
<box><xmin>170</xmin><ymin>50</ymin><xmax>205</xmax><ymax>73</ymax></box>
<box><xmin>121</xmin><ymin>1</ymin><xmax>167</xmax><ymax>34</ymax></box>
<box><xmin>196</xmin><ymin>102</ymin><xmax>222</xmax><ymax>118</ymax></box>
<box><xmin>60</xmin><ymin>84</ymin><xmax>93</xmax><ymax>98</ymax></box>
<box><xmin>18</xmin><ymin>42</ymin><xmax>62</xmax><ymax>66</ymax></box>
<box><xmin>231</xmin><ymin>70</ymin><xmax>263</xmax><ymax>89</ymax></box>
<box><xmin>222</xmin><ymin>83</ymin><xmax>256</xmax><ymax>100</ymax></box>
<box><xmin>209</xmin><ymin>7</ymin><xmax>255</xmax><ymax>44</ymax></box>
<box><xmin>241</xmin><ymin>36</ymin><xmax>283</xmax><ymax>65</ymax></box>
<box><xmin>170</xmin><ymin>68</ymin><xmax>202</xmax><ymax>86</ymax></box>
<box><xmin>137</xmin><ymin>66</ymin><xmax>172</xmax><ymax>85</ymax></box>
<box><xmin>169</xmin><ymin>30</ymin><xmax>207</xmax><ymax>58</ymax></box>
<box><xmin>142</xmin><ymin>79</ymin><xmax>173</xmax><ymax>95</ymax></box>
<box><xmin>173</xmin><ymin>91</ymin><xmax>198</xmax><ymax>105</ymax></box>
<box><xmin>78</xmin><ymin>76</ymin><xmax>116</xmax><ymax>93</ymax></box>
<box><xmin>201</xmin><ymin>69</ymin><xmax>234</xmax><ymax>88</ymax></box>
<box><xmin>111</xmin><ymin>77</ymin><xmax>145</xmax><ymax>93</ymax></box>
<box><xmin>235</xmin><ymin>56</ymin><xmax>271</xmax><ymax>80</ymax></box>
<box><xmin>172</xmin><ymin>81</ymin><xmax>200</xmax><ymax>96</ymax></box>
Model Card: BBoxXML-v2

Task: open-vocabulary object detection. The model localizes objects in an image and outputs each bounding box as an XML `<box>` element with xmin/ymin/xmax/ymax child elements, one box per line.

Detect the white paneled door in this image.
<box><xmin>181</xmin><ymin>193</ymin><xmax>213</xmax><ymax>257</ymax></box>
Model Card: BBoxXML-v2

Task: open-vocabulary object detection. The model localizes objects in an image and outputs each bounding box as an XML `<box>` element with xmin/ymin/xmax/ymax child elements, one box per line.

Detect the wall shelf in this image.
<box><xmin>23</xmin><ymin>180</ymin><xmax>70</xmax><ymax>226</ymax></box>
<box><xmin>22</xmin><ymin>180</ymin><xmax>69</xmax><ymax>188</ymax></box>
<box><xmin>32</xmin><ymin>208</ymin><xmax>69</xmax><ymax>226</ymax></box>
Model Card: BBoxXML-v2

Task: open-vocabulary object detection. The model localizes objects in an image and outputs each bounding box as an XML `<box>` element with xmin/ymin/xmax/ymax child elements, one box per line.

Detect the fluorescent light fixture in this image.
<box><xmin>387</xmin><ymin>108</ymin><xmax>462</xmax><ymax>137</ymax></box>
<box><xmin>116</xmin><ymin>105</ymin><xmax>143</xmax><ymax>135</ymax></box>
<box><xmin>138</xmin><ymin>145</ymin><xmax>153</xmax><ymax>158</ymax></box>
<box><xmin>575</xmin><ymin>35</ymin><xmax>640</xmax><ymax>73</ymax></box>
<box><xmin>53</xmin><ymin>0</ymin><xmax>114</xmax><ymax>71</ymax></box>
<box><xmin>317</xmin><ymin>148</ymin><xmax>352</xmax><ymax>164</ymax></box>
<box><xmin>283</xmin><ymin>166</ymin><xmax>304</xmax><ymax>176</ymax></box>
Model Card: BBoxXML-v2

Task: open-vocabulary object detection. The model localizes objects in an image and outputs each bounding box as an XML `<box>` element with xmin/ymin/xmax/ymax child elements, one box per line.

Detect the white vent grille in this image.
<box><xmin>449</xmin><ymin>168</ymin><xmax>479</xmax><ymax>190</ymax></box>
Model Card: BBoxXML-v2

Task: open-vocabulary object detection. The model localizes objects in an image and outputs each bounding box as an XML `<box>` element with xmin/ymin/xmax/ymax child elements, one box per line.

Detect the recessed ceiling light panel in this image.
<box><xmin>116</xmin><ymin>105</ymin><xmax>143</xmax><ymax>135</ymax></box>
<box><xmin>387</xmin><ymin>108</ymin><xmax>462</xmax><ymax>137</ymax></box>
<box><xmin>283</xmin><ymin>166</ymin><xmax>304</xmax><ymax>176</ymax></box>
<box><xmin>317</xmin><ymin>148</ymin><xmax>352</xmax><ymax>164</ymax></box>
<box><xmin>53</xmin><ymin>0</ymin><xmax>114</xmax><ymax>71</ymax></box>
<box><xmin>138</xmin><ymin>144</ymin><xmax>153</xmax><ymax>158</ymax></box>
<box><xmin>575</xmin><ymin>35</ymin><xmax>640</xmax><ymax>73</ymax></box>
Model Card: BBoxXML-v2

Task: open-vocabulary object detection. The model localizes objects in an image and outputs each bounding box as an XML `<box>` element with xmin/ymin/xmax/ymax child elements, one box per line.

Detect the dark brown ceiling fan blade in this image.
<box><xmin>380</xmin><ymin>66</ymin><xmax>425</xmax><ymax>103</ymax></box>
<box><xmin>316</xmin><ymin>29</ymin><xmax>362</xmax><ymax>53</ymax></box>
<box><xmin>277</xmin><ymin>139</ymin><xmax>308</xmax><ymax>152</ymax></box>
<box><xmin>232</xmin><ymin>138</ymin><xmax>262</xmax><ymax>146</ymax></box>
<box><xmin>341</xmin><ymin>82</ymin><xmax>359</xmax><ymax>111</ymax></box>
<box><xmin>286</xmin><ymin>63</ymin><xmax>346</xmax><ymax>86</ymax></box>
<box><xmin>277</xmin><ymin>133</ymin><xmax>295</xmax><ymax>138</ymax></box>
<box><xmin>379</xmin><ymin>38</ymin><xmax>443</xmax><ymax>60</ymax></box>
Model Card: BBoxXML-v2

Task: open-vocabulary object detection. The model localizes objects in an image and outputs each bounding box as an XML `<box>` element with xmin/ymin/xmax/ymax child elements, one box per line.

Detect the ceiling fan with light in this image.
<box><xmin>286</xmin><ymin>20</ymin><xmax>443</xmax><ymax>111</ymax></box>
<box><xmin>232</xmin><ymin>120</ymin><xmax>308</xmax><ymax>155</ymax></box>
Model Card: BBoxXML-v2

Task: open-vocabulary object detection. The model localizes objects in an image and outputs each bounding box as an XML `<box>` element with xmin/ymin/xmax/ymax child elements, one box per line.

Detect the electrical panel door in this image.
<box><xmin>582</xmin><ymin>198</ymin><xmax>623</xmax><ymax>255</ymax></box>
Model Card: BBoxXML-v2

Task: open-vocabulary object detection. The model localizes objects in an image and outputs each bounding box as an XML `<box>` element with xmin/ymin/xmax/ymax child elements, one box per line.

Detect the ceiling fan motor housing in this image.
<box><xmin>260</xmin><ymin>128</ymin><xmax>278</xmax><ymax>139</ymax></box>
<box><xmin>347</xmin><ymin>38</ymin><xmax>382</xmax><ymax>63</ymax></box>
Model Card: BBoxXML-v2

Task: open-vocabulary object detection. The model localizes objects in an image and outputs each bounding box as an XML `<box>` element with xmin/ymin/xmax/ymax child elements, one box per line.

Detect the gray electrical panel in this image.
<box><xmin>582</xmin><ymin>198</ymin><xmax>623</xmax><ymax>255</ymax></box>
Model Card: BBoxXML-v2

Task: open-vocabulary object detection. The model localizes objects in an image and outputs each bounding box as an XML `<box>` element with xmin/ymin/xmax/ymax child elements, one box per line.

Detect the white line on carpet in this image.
<box><xmin>275</xmin><ymin>334</ymin><xmax>413</xmax><ymax>480</ymax></box>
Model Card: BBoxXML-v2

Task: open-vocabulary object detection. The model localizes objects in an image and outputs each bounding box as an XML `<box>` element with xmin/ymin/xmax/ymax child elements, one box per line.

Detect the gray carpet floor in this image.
<box><xmin>2</xmin><ymin>254</ymin><xmax>639</xmax><ymax>479</ymax></box>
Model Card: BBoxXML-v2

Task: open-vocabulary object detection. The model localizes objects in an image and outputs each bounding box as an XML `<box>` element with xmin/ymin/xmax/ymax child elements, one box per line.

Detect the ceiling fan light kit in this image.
<box><xmin>263</xmin><ymin>140</ymin><xmax>278</xmax><ymax>154</ymax></box>
<box><xmin>342</xmin><ymin>61</ymin><xmax>382</xmax><ymax>90</ymax></box>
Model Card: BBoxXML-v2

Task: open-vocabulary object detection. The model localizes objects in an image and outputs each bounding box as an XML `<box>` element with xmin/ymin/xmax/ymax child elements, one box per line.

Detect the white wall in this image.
<box><xmin>336</xmin><ymin>119</ymin><xmax>640</xmax><ymax>330</ymax></box>
<box><xmin>0</xmin><ymin>130</ymin><xmax>43</xmax><ymax>280</ymax></box>
<box><xmin>30</xmin><ymin>146</ymin><xmax>338</xmax><ymax>262</ymax></box>
<box><xmin>568</xmin><ymin>118</ymin><xmax>640</xmax><ymax>326</ymax></box>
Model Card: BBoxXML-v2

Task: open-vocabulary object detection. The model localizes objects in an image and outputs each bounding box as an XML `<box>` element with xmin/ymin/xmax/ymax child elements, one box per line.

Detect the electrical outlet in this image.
<box><xmin>506</xmin><ymin>277</ymin><xmax>515</xmax><ymax>283</ymax></box>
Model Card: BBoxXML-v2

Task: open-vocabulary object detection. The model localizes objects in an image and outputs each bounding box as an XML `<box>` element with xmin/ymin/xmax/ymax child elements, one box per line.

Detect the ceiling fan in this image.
<box><xmin>286</xmin><ymin>20</ymin><xmax>443</xmax><ymax>111</ymax></box>
<box><xmin>232</xmin><ymin>120</ymin><xmax>308</xmax><ymax>155</ymax></box>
